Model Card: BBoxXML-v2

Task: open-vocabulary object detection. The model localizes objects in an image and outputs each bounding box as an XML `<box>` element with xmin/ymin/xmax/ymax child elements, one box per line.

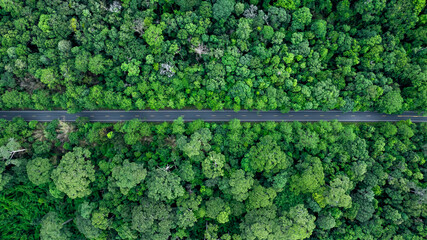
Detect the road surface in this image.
<box><xmin>0</xmin><ymin>110</ymin><xmax>425</xmax><ymax>122</ymax></box>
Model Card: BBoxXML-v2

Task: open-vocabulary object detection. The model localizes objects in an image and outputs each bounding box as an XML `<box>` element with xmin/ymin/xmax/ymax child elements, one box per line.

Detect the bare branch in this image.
<box><xmin>192</xmin><ymin>44</ymin><xmax>210</xmax><ymax>58</ymax></box>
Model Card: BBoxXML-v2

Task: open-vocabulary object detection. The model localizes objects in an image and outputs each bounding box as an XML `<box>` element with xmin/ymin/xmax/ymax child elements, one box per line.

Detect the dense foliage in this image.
<box><xmin>0</xmin><ymin>118</ymin><xmax>425</xmax><ymax>239</ymax></box>
<box><xmin>1</xmin><ymin>0</ymin><xmax>426</xmax><ymax>113</ymax></box>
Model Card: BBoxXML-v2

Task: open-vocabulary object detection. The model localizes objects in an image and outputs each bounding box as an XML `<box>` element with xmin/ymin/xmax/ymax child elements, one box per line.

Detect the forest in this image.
<box><xmin>0</xmin><ymin>0</ymin><xmax>426</xmax><ymax>113</ymax></box>
<box><xmin>0</xmin><ymin>118</ymin><xmax>426</xmax><ymax>239</ymax></box>
<box><xmin>1</xmin><ymin>0</ymin><xmax>426</xmax><ymax>239</ymax></box>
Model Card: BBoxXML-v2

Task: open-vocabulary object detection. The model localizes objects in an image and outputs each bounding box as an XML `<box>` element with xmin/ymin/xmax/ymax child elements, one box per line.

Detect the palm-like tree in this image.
<box><xmin>33</xmin><ymin>124</ymin><xmax>48</xmax><ymax>142</ymax></box>
<box><xmin>57</xmin><ymin>121</ymin><xmax>75</xmax><ymax>142</ymax></box>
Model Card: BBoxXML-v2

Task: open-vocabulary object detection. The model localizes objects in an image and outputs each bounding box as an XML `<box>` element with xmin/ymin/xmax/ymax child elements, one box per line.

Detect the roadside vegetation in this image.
<box><xmin>0</xmin><ymin>118</ymin><xmax>425</xmax><ymax>239</ymax></box>
<box><xmin>0</xmin><ymin>0</ymin><xmax>426</xmax><ymax>113</ymax></box>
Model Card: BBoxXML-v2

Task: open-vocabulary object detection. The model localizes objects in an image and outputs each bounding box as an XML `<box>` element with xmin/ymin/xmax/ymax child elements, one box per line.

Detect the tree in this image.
<box><xmin>275</xmin><ymin>204</ymin><xmax>316</xmax><ymax>239</ymax></box>
<box><xmin>35</xmin><ymin>68</ymin><xmax>56</xmax><ymax>88</ymax></box>
<box><xmin>316</xmin><ymin>213</ymin><xmax>336</xmax><ymax>230</ymax></box>
<box><xmin>336</xmin><ymin>0</ymin><xmax>353</xmax><ymax>21</ymax></box>
<box><xmin>295</xmin><ymin>128</ymin><xmax>319</xmax><ymax>151</ymax></box>
<box><xmin>275</xmin><ymin>0</ymin><xmax>298</xmax><ymax>10</ymax></box>
<box><xmin>39</xmin><ymin>212</ymin><xmax>71</xmax><ymax>240</ymax></box>
<box><xmin>240</xmin><ymin>206</ymin><xmax>278</xmax><ymax>240</ymax></box>
<box><xmin>131</xmin><ymin>199</ymin><xmax>176</xmax><ymax>240</ymax></box>
<box><xmin>204</xmin><ymin>224</ymin><xmax>220</xmax><ymax>240</ymax></box>
<box><xmin>272</xmin><ymin>171</ymin><xmax>289</xmax><ymax>192</ymax></box>
<box><xmin>121</xmin><ymin>59</ymin><xmax>141</xmax><ymax>77</ymax></box>
<box><xmin>121</xmin><ymin>119</ymin><xmax>151</xmax><ymax>145</ymax></box>
<box><xmin>74</xmin><ymin>215</ymin><xmax>101</xmax><ymax>240</ymax></box>
<box><xmin>146</xmin><ymin>168</ymin><xmax>185</xmax><ymax>201</ymax></box>
<box><xmin>176</xmin><ymin>0</ymin><xmax>200</xmax><ymax>11</ymax></box>
<box><xmin>324</xmin><ymin>175</ymin><xmax>353</xmax><ymax>208</ymax></box>
<box><xmin>261</xmin><ymin>26</ymin><xmax>274</xmax><ymax>40</ymax></box>
<box><xmin>172</xmin><ymin>117</ymin><xmax>185</xmax><ymax>135</ymax></box>
<box><xmin>243</xmin><ymin>135</ymin><xmax>290</xmax><ymax>173</ymax></box>
<box><xmin>383</xmin><ymin>205</ymin><xmax>403</xmax><ymax>225</ymax></box>
<box><xmin>290</xmin><ymin>155</ymin><xmax>325</xmax><ymax>194</ymax></box>
<box><xmin>236</xmin><ymin>18</ymin><xmax>253</xmax><ymax>41</ymax></box>
<box><xmin>220</xmin><ymin>169</ymin><xmax>254</xmax><ymax>201</ymax></box>
<box><xmin>213</xmin><ymin>0</ymin><xmax>235</xmax><ymax>20</ymax></box>
<box><xmin>0</xmin><ymin>138</ymin><xmax>25</xmax><ymax>160</ymax></box>
<box><xmin>143</xmin><ymin>24</ymin><xmax>164</xmax><ymax>47</ymax></box>
<box><xmin>312</xmin><ymin>79</ymin><xmax>340</xmax><ymax>110</ymax></box>
<box><xmin>51</xmin><ymin>147</ymin><xmax>95</xmax><ymax>199</ymax></box>
<box><xmin>377</xmin><ymin>90</ymin><xmax>404</xmax><ymax>114</ymax></box>
<box><xmin>205</xmin><ymin>197</ymin><xmax>231</xmax><ymax>223</ymax></box>
<box><xmin>38</xmin><ymin>14</ymin><xmax>52</xmax><ymax>33</ymax></box>
<box><xmin>58</xmin><ymin>40</ymin><xmax>71</xmax><ymax>53</ymax></box>
<box><xmin>74</xmin><ymin>50</ymin><xmax>90</xmax><ymax>72</ymax></box>
<box><xmin>176</xmin><ymin>193</ymin><xmax>201</xmax><ymax>229</ymax></box>
<box><xmin>311</xmin><ymin>20</ymin><xmax>327</xmax><ymax>39</ymax></box>
<box><xmin>111</xmin><ymin>159</ymin><xmax>147</xmax><ymax>195</ymax></box>
<box><xmin>26</xmin><ymin>157</ymin><xmax>52</xmax><ymax>186</ymax></box>
<box><xmin>91</xmin><ymin>207</ymin><xmax>109</xmax><ymax>230</ymax></box>
<box><xmin>354</xmin><ymin>0</ymin><xmax>386</xmax><ymax>22</ymax></box>
<box><xmin>177</xmin><ymin>128</ymin><xmax>212</xmax><ymax>158</ymax></box>
<box><xmin>246</xmin><ymin>185</ymin><xmax>277</xmax><ymax>210</ymax></box>
<box><xmin>291</xmin><ymin>7</ymin><xmax>312</xmax><ymax>31</ymax></box>
<box><xmin>235</xmin><ymin>2</ymin><xmax>245</xmax><ymax>15</ymax></box>
<box><xmin>353</xmin><ymin>188</ymin><xmax>376</xmax><ymax>222</ymax></box>
<box><xmin>202</xmin><ymin>151</ymin><xmax>226</xmax><ymax>179</ymax></box>
<box><xmin>88</xmin><ymin>55</ymin><xmax>106</xmax><ymax>75</ymax></box>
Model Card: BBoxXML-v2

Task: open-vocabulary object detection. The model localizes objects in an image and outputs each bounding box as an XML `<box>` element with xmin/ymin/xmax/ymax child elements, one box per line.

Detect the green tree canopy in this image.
<box><xmin>26</xmin><ymin>157</ymin><xmax>52</xmax><ymax>186</ymax></box>
<box><xmin>146</xmin><ymin>168</ymin><xmax>185</xmax><ymax>201</ymax></box>
<box><xmin>131</xmin><ymin>199</ymin><xmax>176</xmax><ymax>240</ymax></box>
<box><xmin>39</xmin><ymin>212</ymin><xmax>71</xmax><ymax>240</ymax></box>
<box><xmin>213</xmin><ymin>0</ymin><xmax>235</xmax><ymax>20</ymax></box>
<box><xmin>243</xmin><ymin>135</ymin><xmax>290</xmax><ymax>173</ymax></box>
<box><xmin>111</xmin><ymin>159</ymin><xmax>147</xmax><ymax>195</ymax></box>
<box><xmin>51</xmin><ymin>147</ymin><xmax>95</xmax><ymax>199</ymax></box>
<box><xmin>202</xmin><ymin>151</ymin><xmax>226</xmax><ymax>179</ymax></box>
<box><xmin>290</xmin><ymin>155</ymin><xmax>325</xmax><ymax>194</ymax></box>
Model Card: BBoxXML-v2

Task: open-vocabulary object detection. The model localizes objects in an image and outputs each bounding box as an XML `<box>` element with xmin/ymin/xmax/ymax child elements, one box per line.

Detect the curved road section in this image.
<box><xmin>0</xmin><ymin>110</ymin><xmax>425</xmax><ymax>122</ymax></box>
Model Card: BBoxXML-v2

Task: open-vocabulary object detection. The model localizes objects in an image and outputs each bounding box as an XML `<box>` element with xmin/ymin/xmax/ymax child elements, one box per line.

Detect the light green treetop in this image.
<box><xmin>51</xmin><ymin>147</ymin><xmax>95</xmax><ymax>199</ymax></box>
<box><xmin>26</xmin><ymin>157</ymin><xmax>52</xmax><ymax>186</ymax></box>
<box><xmin>146</xmin><ymin>167</ymin><xmax>185</xmax><ymax>201</ymax></box>
<box><xmin>111</xmin><ymin>159</ymin><xmax>147</xmax><ymax>195</ymax></box>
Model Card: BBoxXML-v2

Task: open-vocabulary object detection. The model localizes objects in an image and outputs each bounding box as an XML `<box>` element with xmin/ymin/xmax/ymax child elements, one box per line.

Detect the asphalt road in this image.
<box><xmin>0</xmin><ymin>110</ymin><xmax>425</xmax><ymax>122</ymax></box>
